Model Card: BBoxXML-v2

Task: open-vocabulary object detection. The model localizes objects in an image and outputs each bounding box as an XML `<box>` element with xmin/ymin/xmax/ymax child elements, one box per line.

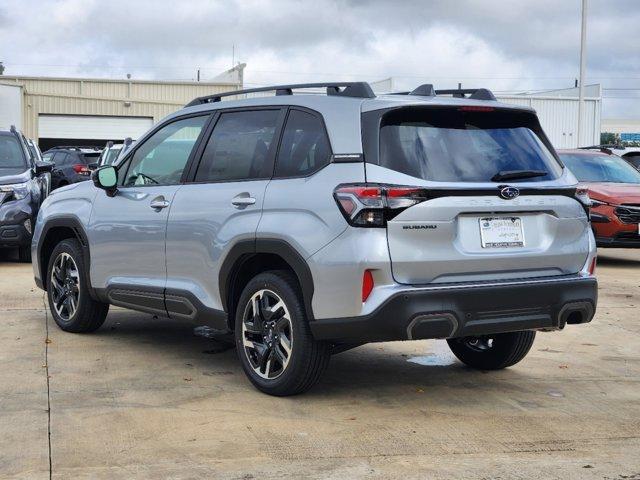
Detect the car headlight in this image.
<box><xmin>0</xmin><ymin>182</ymin><xmax>30</xmax><ymax>200</ymax></box>
<box><xmin>590</xmin><ymin>198</ymin><xmax>613</xmax><ymax>207</ymax></box>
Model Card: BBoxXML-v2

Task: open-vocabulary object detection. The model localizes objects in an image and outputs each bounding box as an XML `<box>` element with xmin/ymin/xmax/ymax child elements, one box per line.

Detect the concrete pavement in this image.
<box><xmin>0</xmin><ymin>249</ymin><xmax>639</xmax><ymax>479</ymax></box>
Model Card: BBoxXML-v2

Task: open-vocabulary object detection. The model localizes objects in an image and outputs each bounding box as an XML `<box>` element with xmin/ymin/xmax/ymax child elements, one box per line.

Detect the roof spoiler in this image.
<box><xmin>185</xmin><ymin>82</ymin><xmax>376</xmax><ymax>107</ymax></box>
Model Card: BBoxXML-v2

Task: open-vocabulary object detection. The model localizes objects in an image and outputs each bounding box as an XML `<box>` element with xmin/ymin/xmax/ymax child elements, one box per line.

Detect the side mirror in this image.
<box><xmin>92</xmin><ymin>166</ymin><xmax>118</xmax><ymax>196</ymax></box>
<box><xmin>35</xmin><ymin>161</ymin><xmax>54</xmax><ymax>174</ymax></box>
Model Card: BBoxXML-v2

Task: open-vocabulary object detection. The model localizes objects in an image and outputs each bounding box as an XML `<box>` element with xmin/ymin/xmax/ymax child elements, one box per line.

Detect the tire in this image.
<box><xmin>18</xmin><ymin>245</ymin><xmax>32</xmax><ymax>263</ymax></box>
<box><xmin>234</xmin><ymin>270</ymin><xmax>330</xmax><ymax>396</ymax></box>
<box><xmin>46</xmin><ymin>238</ymin><xmax>109</xmax><ymax>333</ymax></box>
<box><xmin>447</xmin><ymin>331</ymin><xmax>536</xmax><ymax>370</ymax></box>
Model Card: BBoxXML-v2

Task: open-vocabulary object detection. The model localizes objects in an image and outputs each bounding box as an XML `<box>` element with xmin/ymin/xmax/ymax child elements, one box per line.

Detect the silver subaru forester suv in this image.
<box><xmin>32</xmin><ymin>82</ymin><xmax>597</xmax><ymax>396</ymax></box>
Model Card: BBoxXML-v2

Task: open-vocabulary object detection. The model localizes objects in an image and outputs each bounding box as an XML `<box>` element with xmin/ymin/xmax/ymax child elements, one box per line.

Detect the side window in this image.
<box><xmin>53</xmin><ymin>152</ymin><xmax>68</xmax><ymax>166</ymax></box>
<box><xmin>122</xmin><ymin>115</ymin><xmax>207</xmax><ymax>187</ymax></box>
<box><xmin>274</xmin><ymin>110</ymin><xmax>331</xmax><ymax>178</ymax></box>
<box><xmin>194</xmin><ymin>110</ymin><xmax>280</xmax><ymax>182</ymax></box>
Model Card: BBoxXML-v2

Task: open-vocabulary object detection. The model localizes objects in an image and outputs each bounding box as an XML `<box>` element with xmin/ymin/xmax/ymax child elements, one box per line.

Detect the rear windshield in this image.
<box><xmin>80</xmin><ymin>152</ymin><xmax>101</xmax><ymax>164</ymax></box>
<box><xmin>0</xmin><ymin>135</ymin><xmax>27</xmax><ymax>169</ymax></box>
<box><xmin>559</xmin><ymin>153</ymin><xmax>640</xmax><ymax>184</ymax></box>
<box><xmin>377</xmin><ymin>107</ymin><xmax>562</xmax><ymax>182</ymax></box>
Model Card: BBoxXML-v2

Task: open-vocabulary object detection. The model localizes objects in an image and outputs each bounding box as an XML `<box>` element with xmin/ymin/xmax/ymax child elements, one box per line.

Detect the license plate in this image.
<box><xmin>479</xmin><ymin>217</ymin><xmax>525</xmax><ymax>248</ymax></box>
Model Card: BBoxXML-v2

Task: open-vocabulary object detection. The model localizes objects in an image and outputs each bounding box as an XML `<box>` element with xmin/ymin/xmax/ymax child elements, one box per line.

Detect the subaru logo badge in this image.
<box><xmin>499</xmin><ymin>186</ymin><xmax>520</xmax><ymax>200</ymax></box>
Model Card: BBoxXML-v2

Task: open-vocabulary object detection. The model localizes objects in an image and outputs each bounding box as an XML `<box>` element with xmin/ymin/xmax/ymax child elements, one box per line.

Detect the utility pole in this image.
<box><xmin>577</xmin><ymin>0</ymin><xmax>588</xmax><ymax>147</ymax></box>
<box><xmin>197</xmin><ymin>68</ymin><xmax>200</xmax><ymax>82</ymax></box>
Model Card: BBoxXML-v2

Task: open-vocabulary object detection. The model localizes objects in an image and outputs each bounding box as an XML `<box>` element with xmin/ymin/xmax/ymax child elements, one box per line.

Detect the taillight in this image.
<box><xmin>362</xmin><ymin>270</ymin><xmax>374</xmax><ymax>302</ymax></box>
<box><xmin>334</xmin><ymin>184</ymin><xmax>427</xmax><ymax>227</ymax></box>
<box><xmin>575</xmin><ymin>187</ymin><xmax>591</xmax><ymax>216</ymax></box>
<box><xmin>73</xmin><ymin>164</ymin><xmax>91</xmax><ymax>175</ymax></box>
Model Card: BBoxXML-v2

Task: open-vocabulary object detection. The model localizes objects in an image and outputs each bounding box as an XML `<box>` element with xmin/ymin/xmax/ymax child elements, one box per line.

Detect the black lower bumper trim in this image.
<box><xmin>0</xmin><ymin>224</ymin><xmax>31</xmax><ymax>247</ymax></box>
<box><xmin>310</xmin><ymin>276</ymin><xmax>598</xmax><ymax>343</ymax></box>
<box><xmin>596</xmin><ymin>236</ymin><xmax>640</xmax><ymax>248</ymax></box>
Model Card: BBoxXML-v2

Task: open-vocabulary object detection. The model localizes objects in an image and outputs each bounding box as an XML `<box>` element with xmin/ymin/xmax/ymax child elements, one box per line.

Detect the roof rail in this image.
<box><xmin>185</xmin><ymin>82</ymin><xmax>376</xmax><ymax>107</ymax></box>
<box><xmin>388</xmin><ymin>85</ymin><xmax>496</xmax><ymax>101</ymax></box>
<box><xmin>580</xmin><ymin>144</ymin><xmax>625</xmax><ymax>151</ymax></box>
<box><xmin>49</xmin><ymin>145</ymin><xmax>102</xmax><ymax>151</ymax></box>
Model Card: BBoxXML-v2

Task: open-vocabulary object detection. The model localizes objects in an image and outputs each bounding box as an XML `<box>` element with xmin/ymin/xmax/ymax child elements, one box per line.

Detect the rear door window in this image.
<box><xmin>376</xmin><ymin>107</ymin><xmax>562</xmax><ymax>183</ymax></box>
<box><xmin>194</xmin><ymin>109</ymin><xmax>280</xmax><ymax>182</ymax></box>
<box><xmin>274</xmin><ymin>109</ymin><xmax>331</xmax><ymax>178</ymax></box>
<box><xmin>53</xmin><ymin>152</ymin><xmax>69</xmax><ymax>166</ymax></box>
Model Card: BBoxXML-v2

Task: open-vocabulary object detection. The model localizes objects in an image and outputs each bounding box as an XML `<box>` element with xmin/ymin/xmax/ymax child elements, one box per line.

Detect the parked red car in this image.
<box><xmin>558</xmin><ymin>149</ymin><xmax>640</xmax><ymax>247</ymax></box>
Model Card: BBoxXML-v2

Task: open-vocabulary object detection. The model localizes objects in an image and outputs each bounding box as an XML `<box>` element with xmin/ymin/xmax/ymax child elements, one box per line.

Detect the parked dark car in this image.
<box><xmin>42</xmin><ymin>146</ymin><xmax>101</xmax><ymax>190</ymax></box>
<box><xmin>0</xmin><ymin>126</ymin><xmax>53</xmax><ymax>261</ymax></box>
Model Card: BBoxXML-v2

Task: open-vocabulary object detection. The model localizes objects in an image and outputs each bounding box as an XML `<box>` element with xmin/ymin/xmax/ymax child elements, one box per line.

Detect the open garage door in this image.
<box><xmin>38</xmin><ymin>115</ymin><xmax>153</xmax><ymax>150</ymax></box>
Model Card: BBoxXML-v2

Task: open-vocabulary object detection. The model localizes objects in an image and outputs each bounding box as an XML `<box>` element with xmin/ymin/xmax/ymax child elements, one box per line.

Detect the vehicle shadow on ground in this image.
<box><xmin>0</xmin><ymin>249</ymin><xmax>23</xmax><ymax>264</ymax></box>
<box><xmin>597</xmin><ymin>253</ymin><xmax>640</xmax><ymax>268</ymax></box>
<box><xmin>90</xmin><ymin>311</ymin><xmax>535</xmax><ymax>398</ymax></box>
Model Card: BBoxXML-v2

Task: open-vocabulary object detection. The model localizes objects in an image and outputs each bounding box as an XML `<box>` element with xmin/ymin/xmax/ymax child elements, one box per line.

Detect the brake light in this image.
<box><xmin>73</xmin><ymin>164</ymin><xmax>91</xmax><ymax>175</ymax></box>
<box><xmin>458</xmin><ymin>106</ymin><xmax>495</xmax><ymax>112</ymax></box>
<box><xmin>334</xmin><ymin>184</ymin><xmax>427</xmax><ymax>227</ymax></box>
<box><xmin>362</xmin><ymin>270</ymin><xmax>374</xmax><ymax>302</ymax></box>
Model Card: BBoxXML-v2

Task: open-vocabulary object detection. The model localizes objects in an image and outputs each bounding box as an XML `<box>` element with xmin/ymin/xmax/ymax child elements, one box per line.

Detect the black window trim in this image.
<box><xmin>115</xmin><ymin>111</ymin><xmax>214</xmax><ymax>189</ymax></box>
<box><xmin>271</xmin><ymin>106</ymin><xmax>334</xmax><ymax>180</ymax></box>
<box><xmin>184</xmin><ymin>105</ymin><xmax>287</xmax><ymax>185</ymax></box>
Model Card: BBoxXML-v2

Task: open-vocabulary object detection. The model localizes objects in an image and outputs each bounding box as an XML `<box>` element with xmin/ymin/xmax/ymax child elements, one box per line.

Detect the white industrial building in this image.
<box><xmin>0</xmin><ymin>65</ymin><xmax>243</xmax><ymax>150</ymax></box>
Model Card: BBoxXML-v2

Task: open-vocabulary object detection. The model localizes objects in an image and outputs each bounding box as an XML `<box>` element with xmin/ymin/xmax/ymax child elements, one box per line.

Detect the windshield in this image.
<box><xmin>377</xmin><ymin>107</ymin><xmax>562</xmax><ymax>183</ymax></box>
<box><xmin>559</xmin><ymin>153</ymin><xmax>640</xmax><ymax>184</ymax></box>
<box><xmin>103</xmin><ymin>147</ymin><xmax>122</xmax><ymax>165</ymax></box>
<box><xmin>0</xmin><ymin>135</ymin><xmax>27</xmax><ymax>169</ymax></box>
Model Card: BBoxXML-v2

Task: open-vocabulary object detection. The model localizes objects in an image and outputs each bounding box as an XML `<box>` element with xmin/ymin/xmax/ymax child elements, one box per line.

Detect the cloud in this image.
<box><xmin>0</xmin><ymin>0</ymin><xmax>637</xmax><ymax>117</ymax></box>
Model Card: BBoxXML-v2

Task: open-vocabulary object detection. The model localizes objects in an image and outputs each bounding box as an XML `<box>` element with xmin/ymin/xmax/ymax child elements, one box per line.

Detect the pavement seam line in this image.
<box><xmin>42</xmin><ymin>293</ymin><xmax>53</xmax><ymax>480</ymax></box>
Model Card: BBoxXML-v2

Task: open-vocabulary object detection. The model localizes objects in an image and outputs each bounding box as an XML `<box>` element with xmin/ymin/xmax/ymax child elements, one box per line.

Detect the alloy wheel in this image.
<box><xmin>463</xmin><ymin>336</ymin><xmax>494</xmax><ymax>352</ymax></box>
<box><xmin>50</xmin><ymin>252</ymin><xmax>80</xmax><ymax>321</ymax></box>
<box><xmin>241</xmin><ymin>289</ymin><xmax>293</xmax><ymax>380</ymax></box>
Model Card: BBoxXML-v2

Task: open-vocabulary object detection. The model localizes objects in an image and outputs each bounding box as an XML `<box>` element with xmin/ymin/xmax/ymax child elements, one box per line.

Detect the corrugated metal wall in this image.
<box><xmin>497</xmin><ymin>95</ymin><xmax>601</xmax><ymax>148</ymax></box>
<box><xmin>1</xmin><ymin>76</ymin><xmax>239</xmax><ymax>140</ymax></box>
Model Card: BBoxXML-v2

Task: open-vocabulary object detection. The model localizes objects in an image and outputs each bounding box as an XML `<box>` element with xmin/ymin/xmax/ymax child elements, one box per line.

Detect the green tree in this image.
<box><xmin>600</xmin><ymin>132</ymin><xmax>619</xmax><ymax>145</ymax></box>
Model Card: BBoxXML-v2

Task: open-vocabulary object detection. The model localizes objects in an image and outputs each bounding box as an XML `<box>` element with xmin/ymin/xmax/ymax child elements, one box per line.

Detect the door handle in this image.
<box><xmin>231</xmin><ymin>194</ymin><xmax>256</xmax><ymax>208</ymax></box>
<box><xmin>150</xmin><ymin>196</ymin><xmax>170</xmax><ymax>210</ymax></box>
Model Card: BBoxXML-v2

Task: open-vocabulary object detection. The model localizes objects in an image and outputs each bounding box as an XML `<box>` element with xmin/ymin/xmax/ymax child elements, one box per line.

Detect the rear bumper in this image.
<box><xmin>310</xmin><ymin>275</ymin><xmax>597</xmax><ymax>343</ymax></box>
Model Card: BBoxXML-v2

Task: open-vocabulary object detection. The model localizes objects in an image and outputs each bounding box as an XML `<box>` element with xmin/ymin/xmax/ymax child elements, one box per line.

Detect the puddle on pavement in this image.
<box><xmin>407</xmin><ymin>341</ymin><xmax>455</xmax><ymax>367</ymax></box>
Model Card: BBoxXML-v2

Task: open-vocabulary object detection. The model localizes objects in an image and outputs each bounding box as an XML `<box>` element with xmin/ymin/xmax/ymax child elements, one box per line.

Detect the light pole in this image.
<box><xmin>577</xmin><ymin>0</ymin><xmax>588</xmax><ymax>147</ymax></box>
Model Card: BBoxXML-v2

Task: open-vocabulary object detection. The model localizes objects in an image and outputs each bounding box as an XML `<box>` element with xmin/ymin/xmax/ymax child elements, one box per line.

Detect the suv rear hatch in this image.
<box><xmin>359</xmin><ymin>105</ymin><xmax>590</xmax><ymax>284</ymax></box>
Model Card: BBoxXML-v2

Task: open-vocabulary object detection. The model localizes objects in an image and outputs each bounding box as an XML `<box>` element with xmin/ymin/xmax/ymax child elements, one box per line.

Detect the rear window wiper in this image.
<box><xmin>491</xmin><ymin>170</ymin><xmax>548</xmax><ymax>182</ymax></box>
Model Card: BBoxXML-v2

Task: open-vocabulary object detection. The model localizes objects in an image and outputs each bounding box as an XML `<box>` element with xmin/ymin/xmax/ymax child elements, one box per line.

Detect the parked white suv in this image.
<box><xmin>32</xmin><ymin>82</ymin><xmax>597</xmax><ymax>395</ymax></box>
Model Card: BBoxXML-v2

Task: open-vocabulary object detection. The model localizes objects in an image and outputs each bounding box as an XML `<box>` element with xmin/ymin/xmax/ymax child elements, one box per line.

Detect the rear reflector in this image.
<box><xmin>362</xmin><ymin>270</ymin><xmax>374</xmax><ymax>302</ymax></box>
<box><xmin>588</xmin><ymin>257</ymin><xmax>597</xmax><ymax>276</ymax></box>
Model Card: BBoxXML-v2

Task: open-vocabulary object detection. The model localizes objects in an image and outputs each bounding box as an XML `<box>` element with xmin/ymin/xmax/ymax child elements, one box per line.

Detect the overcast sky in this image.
<box><xmin>0</xmin><ymin>0</ymin><xmax>638</xmax><ymax>118</ymax></box>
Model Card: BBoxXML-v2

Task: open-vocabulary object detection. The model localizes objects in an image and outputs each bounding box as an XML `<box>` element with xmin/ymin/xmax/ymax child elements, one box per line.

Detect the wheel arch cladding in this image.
<box><xmin>220</xmin><ymin>239</ymin><xmax>315</xmax><ymax>329</ymax></box>
<box><xmin>39</xmin><ymin>217</ymin><xmax>93</xmax><ymax>293</ymax></box>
